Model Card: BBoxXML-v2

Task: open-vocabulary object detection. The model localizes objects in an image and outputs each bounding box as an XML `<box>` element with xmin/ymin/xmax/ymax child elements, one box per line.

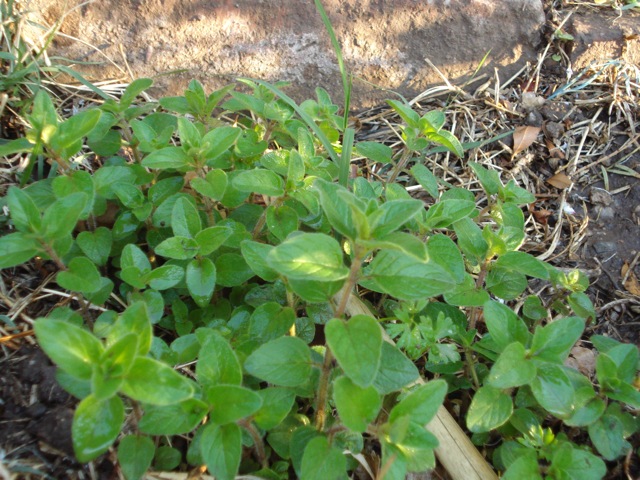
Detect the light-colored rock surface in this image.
<box><xmin>25</xmin><ymin>0</ymin><xmax>545</xmax><ymax>109</ymax></box>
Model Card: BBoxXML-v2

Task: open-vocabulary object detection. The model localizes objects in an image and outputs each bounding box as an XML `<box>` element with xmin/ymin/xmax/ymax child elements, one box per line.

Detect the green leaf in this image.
<box><xmin>411</xmin><ymin>164</ymin><xmax>440</xmax><ymax>198</ymax></box>
<box><xmin>205</xmin><ymin>385</ymin><xmax>263</xmax><ymax>424</ymax></box>
<box><xmin>389</xmin><ymin>379</ymin><xmax>447</xmax><ymax>425</ymax></box>
<box><xmin>92</xmin><ymin>334</ymin><xmax>136</xmax><ymax>399</ymax></box>
<box><xmin>155</xmin><ymin>236</ymin><xmax>200</xmax><ymax>260</ymax></box>
<box><xmin>548</xmin><ymin>442</ymin><xmax>606</xmax><ymax>480</ymax></box>
<box><xmin>369</xmin><ymin>199</ymin><xmax>423</xmax><ymax>237</ymax></box>
<box><xmin>427</xmin><ymin>233</ymin><xmax>465</xmax><ymax>283</ymax></box>
<box><xmin>254</xmin><ymin>388</ymin><xmax>297</xmax><ymax>430</ymax></box>
<box><xmin>171</xmin><ymin>197</ymin><xmax>202</xmax><ymax>237</ymax></box>
<box><xmin>0</xmin><ymin>137</ymin><xmax>34</xmax><ymax>156</ymax></box>
<box><xmin>215</xmin><ymin>253</ymin><xmax>255</xmax><ymax>286</ymax></box>
<box><xmin>354</xmin><ymin>141</ymin><xmax>392</xmax><ymax>163</ymax></box>
<box><xmin>109</xmin><ymin>302</ymin><xmax>152</xmax><ymax>356</ymax></box>
<box><xmin>121</xmin><ymin>357</ymin><xmax>194</xmax><ymax>405</ymax></box>
<box><xmin>267</xmin><ymin>232</ymin><xmax>349</xmax><ymax>281</ymax></box>
<box><xmin>0</xmin><ymin>232</ymin><xmax>39</xmax><ymax>268</ymax></box>
<box><xmin>202</xmin><ymin>126</ymin><xmax>242</xmax><ymax>161</ymax></box>
<box><xmin>232</xmin><ymin>169</ymin><xmax>285</xmax><ymax>197</ymax></box>
<box><xmin>120</xmin><ymin>78</ymin><xmax>153</xmax><ymax>107</ymax></box>
<box><xmin>487</xmin><ymin>342</ymin><xmax>537</xmax><ymax>388</ymax></box>
<box><xmin>249</xmin><ymin>302</ymin><xmax>296</xmax><ymax>342</ymax></box>
<box><xmin>467</xmin><ymin>385</ymin><xmax>513</xmax><ymax>432</ymax></box>
<box><xmin>313</xmin><ymin>178</ymin><xmax>357</xmax><ymax>239</ymax></box>
<box><xmin>117</xmin><ymin>435</ymin><xmax>155</xmax><ymax>480</ymax></box>
<box><xmin>195</xmin><ymin>226</ymin><xmax>232</xmax><ymax>256</ymax></box>
<box><xmin>50</xmin><ymin>109</ymin><xmax>102</xmax><ymax>159</ymax></box>
<box><xmin>300</xmin><ymin>436</ymin><xmax>347</xmax><ymax>480</ymax></box>
<box><xmin>364</xmin><ymin>250</ymin><xmax>455</xmax><ymax>300</ymax></box>
<box><xmin>483</xmin><ymin>300</ymin><xmax>530</xmax><ymax>352</ymax></box>
<box><xmin>73</xmin><ymin>395</ymin><xmax>124</xmax><ymax>462</ymax></box>
<box><xmin>422</xmin><ymin>199</ymin><xmax>476</xmax><ymax>230</ymax></box>
<box><xmin>240</xmin><ymin>240</ymin><xmax>279</xmax><ymax>281</ymax></box>
<box><xmin>288</xmin><ymin>277</ymin><xmax>345</xmax><ymax>303</ymax></box>
<box><xmin>34</xmin><ymin>318</ymin><xmax>103</xmax><ymax>380</ymax></box>
<box><xmin>373</xmin><ymin>342</ymin><xmax>420</xmax><ymax>395</ymax></box>
<box><xmin>387</xmin><ymin>100</ymin><xmax>420</xmax><ymax>127</ymax></box>
<box><xmin>469</xmin><ymin>162</ymin><xmax>502</xmax><ymax>195</ymax></box>
<box><xmin>7</xmin><ymin>186</ymin><xmax>41</xmax><ymax>233</ymax></box>
<box><xmin>266</xmin><ymin>204</ymin><xmax>299</xmax><ymax>241</ymax></box>
<box><xmin>588</xmin><ymin>413</ymin><xmax>629</xmax><ymax>461</ymax></box>
<box><xmin>43</xmin><ymin>192</ymin><xmax>88</xmax><ymax>239</ymax></box>
<box><xmin>52</xmin><ymin>171</ymin><xmax>95</xmax><ymax>217</ymax></box>
<box><xmin>325</xmin><ymin>315</ymin><xmax>382</xmax><ymax>387</ymax></box>
<box><xmin>76</xmin><ymin>227</ymin><xmax>112</xmax><ymax>266</ymax></box>
<box><xmin>190</xmin><ymin>169</ymin><xmax>228</xmax><ymax>201</ymax></box>
<box><xmin>120</xmin><ymin>244</ymin><xmax>152</xmax><ymax>272</ymax></box>
<box><xmin>567</xmin><ymin>292</ymin><xmax>596</xmax><ymax>322</ymax></box>
<box><xmin>244</xmin><ymin>336</ymin><xmax>312</xmax><ymax>387</ymax></box>
<box><xmin>154</xmin><ymin>446</ymin><xmax>182</xmax><ymax>471</ymax></box>
<box><xmin>200</xmin><ymin>423</ymin><xmax>242</xmax><ymax>480</ymax></box>
<box><xmin>486</xmin><ymin>268</ymin><xmax>528</xmax><ymax>300</ymax></box>
<box><xmin>139</xmin><ymin>398</ymin><xmax>209</xmax><ymax>435</ymax></box>
<box><xmin>186</xmin><ymin>258</ymin><xmax>216</xmax><ymax>307</ymax></box>
<box><xmin>530</xmin><ymin>363</ymin><xmax>575</xmax><ymax>417</ymax></box>
<box><xmin>144</xmin><ymin>265</ymin><xmax>185</xmax><ymax>290</ymax></box>
<box><xmin>530</xmin><ymin>317</ymin><xmax>584</xmax><ymax>364</ymax></box>
<box><xmin>177</xmin><ymin>116</ymin><xmax>202</xmax><ymax>149</ymax></box>
<box><xmin>502</xmin><ymin>452</ymin><xmax>542</xmax><ymax>480</ymax></box>
<box><xmin>443</xmin><ymin>274</ymin><xmax>490</xmax><ymax>306</ymax></box>
<box><xmin>196</xmin><ymin>330</ymin><xmax>243</xmax><ymax>387</ymax></box>
<box><xmin>56</xmin><ymin>256</ymin><xmax>102</xmax><ymax>293</ymax></box>
<box><xmin>494</xmin><ymin>251</ymin><xmax>550</xmax><ymax>280</ymax></box>
<box><xmin>453</xmin><ymin>217</ymin><xmax>488</xmax><ymax>264</ymax></box>
<box><xmin>141</xmin><ymin>146</ymin><xmax>191</xmax><ymax>170</ymax></box>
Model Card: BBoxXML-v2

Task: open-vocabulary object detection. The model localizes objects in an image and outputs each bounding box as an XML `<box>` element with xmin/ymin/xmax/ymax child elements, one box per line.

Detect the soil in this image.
<box><xmin>1</xmin><ymin>2</ymin><xmax>639</xmax><ymax>480</ymax></box>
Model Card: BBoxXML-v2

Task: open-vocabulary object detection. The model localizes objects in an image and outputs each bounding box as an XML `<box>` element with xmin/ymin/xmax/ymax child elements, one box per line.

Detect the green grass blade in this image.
<box><xmin>314</xmin><ymin>0</ymin><xmax>351</xmax><ymax>129</ymax></box>
<box><xmin>340</xmin><ymin>128</ymin><xmax>354</xmax><ymax>187</ymax></box>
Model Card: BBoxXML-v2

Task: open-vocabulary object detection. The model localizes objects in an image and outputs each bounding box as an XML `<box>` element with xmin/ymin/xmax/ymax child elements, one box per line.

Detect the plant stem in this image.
<box><xmin>376</xmin><ymin>453</ymin><xmax>397</xmax><ymax>480</ymax></box>
<box><xmin>315</xmin><ymin>246</ymin><xmax>364</xmax><ymax>431</ymax></box>
<box><xmin>387</xmin><ymin>147</ymin><xmax>413</xmax><ymax>184</ymax></box>
<box><xmin>239</xmin><ymin>419</ymin><xmax>268</xmax><ymax>469</ymax></box>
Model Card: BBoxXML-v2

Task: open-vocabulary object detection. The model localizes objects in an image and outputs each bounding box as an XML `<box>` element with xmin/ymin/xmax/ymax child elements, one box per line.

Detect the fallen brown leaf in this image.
<box><xmin>512</xmin><ymin>125</ymin><xmax>541</xmax><ymax>156</ymax></box>
<box><xmin>547</xmin><ymin>172</ymin><xmax>573</xmax><ymax>189</ymax></box>
<box><xmin>566</xmin><ymin>345</ymin><xmax>596</xmax><ymax>377</ymax></box>
<box><xmin>621</xmin><ymin>263</ymin><xmax>640</xmax><ymax>296</ymax></box>
<box><xmin>532</xmin><ymin>208</ymin><xmax>553</xmax><ymax>225</ymax></box>
<box><xmin>545</xmin><ymin>139</ymin><xmax>565</xmax><ymax>159</ymax></box>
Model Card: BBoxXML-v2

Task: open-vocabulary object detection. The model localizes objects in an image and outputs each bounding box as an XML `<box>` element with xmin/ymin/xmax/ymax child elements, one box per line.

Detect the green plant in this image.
<box><xmin>1</xmin><ymin>77</ymin><xmax>638</xmax><ymax>479</ymax></box>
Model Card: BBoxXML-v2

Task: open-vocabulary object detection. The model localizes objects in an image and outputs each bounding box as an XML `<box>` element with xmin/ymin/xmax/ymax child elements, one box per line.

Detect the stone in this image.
<box><xmin>24</xmin><ymin>0</ymin><xmax>545</xmax><ymax>109</ymax></box>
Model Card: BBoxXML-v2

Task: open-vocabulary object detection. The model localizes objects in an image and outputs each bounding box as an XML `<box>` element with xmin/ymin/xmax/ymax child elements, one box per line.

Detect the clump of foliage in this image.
<box><xmin>0</xmin><ymin>76</ymin><xmax>638</xmax><ymax>480</ymax></box>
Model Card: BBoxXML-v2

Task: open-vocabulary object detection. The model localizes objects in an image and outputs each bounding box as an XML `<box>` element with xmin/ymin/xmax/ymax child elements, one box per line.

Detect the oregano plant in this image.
<box><xmin>0</xmin><ymin>76</ymin><xmax>637</xmax><ymax>480</ymax></box>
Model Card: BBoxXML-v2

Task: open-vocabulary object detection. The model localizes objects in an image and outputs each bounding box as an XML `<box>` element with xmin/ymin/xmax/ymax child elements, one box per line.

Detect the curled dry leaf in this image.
<box><xmin>545</xmin><ymin>139</ymin><xmax>565</xmax><ymax>159</ymax></box>
<box><xmin>566</xmin><ymin>345</ymin><xmax>596</xmax><ymax>377</ymax></box>
<box><xmin>547</xmin><ymin>172</ymin><xmax>573</xmax><ymax>189</ymax></box>
<box><xmin>621</xmin><ymin>263</ymin><xmax>640</xmax><ymax>296</ymax></box>
<box><xmin>512</xmin><ymin>125</ymin><xmax>541</xmax><ymax>157</ymax></box>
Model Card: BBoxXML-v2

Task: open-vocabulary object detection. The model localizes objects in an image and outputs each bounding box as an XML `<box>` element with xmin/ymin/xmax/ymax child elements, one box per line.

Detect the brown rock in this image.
<box><xmin>24</xmin><ymin>0</ymin><xmax>545</xmax><ymax>109</ymax></box>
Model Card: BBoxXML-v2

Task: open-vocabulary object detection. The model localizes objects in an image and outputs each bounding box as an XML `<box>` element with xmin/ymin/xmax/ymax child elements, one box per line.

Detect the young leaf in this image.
<box><xmin>190</xmin><ymin>169</ymin><xmax>228</xmax><ymax>201</ymax></box>
<box><xmin>254</xmin><ymin>388</ymin><xmax>297</xmax><ymax>430</ymax></box>
<box><xmin>195</xmin><ymin>226</ymin><xmax>232</xmax><ymax>256</ymax></box>
<box><xmin>364</xmin><ymin>250</ymin><xmax>455</xmax><ymax>300</ymax></box>
<box><xmin>300</xmin><ymin>436</ymin><xmax>347</xmax><ymax>480</ymax></box>
<box><xmin>171</xmin><ymin>197</ymin><xmax>202</xmax><ymax>238</ymax></box>
<box><xmin>141</xmin><ymin>146</ymin><xmax>191</xmax><ymax>170</ymax></box>
<box><xmin>389</xmin><ymin>379</ymin><xmax>447</xmax><ymax>425</ymax></box>
<box><xmin>205</xmin><ymin>385</ymin><xmax>263</xmax><ymax>424</ymax></box>
<box><xmin>333</xmin><ymin>376</ymin><xmax>381</xmax><ymax>432</ymax></box>
<box><xmin>487</xmin><ymin>342</ymin><xmax>537</xmax><ymax>388</ymax></box>
<box><xmin>76</xmin><ymin>227</ymin><xmax>112</xmax><ymax>266</ymax></box>
<box><xmin>368</xmin><ymin>199</ymin><xmax>423</xmax><ymax>238</ymax></box>
<box><xmin>109</xmin><ymin>302</ymin><xmax>152</xmax><ymax>356</ymax></box>
<box><xmin>7</xmin><ymin>186</ymin><xmax>42</xmax><ymax>233</ymax></box>
<box><xmin>232</xmin><ymin>169</ymin><xmax>285</xmax><ymax>197</ymax></box>
<box><xmin>121</xmin><ymin>357</ymin><xmax>194</xmax><ymax>405</ymax></box>
<box><xmin>266</xmin><ymin>232</ymin><xmax>349</xmax><ymax>282</ymax></box>
<box><xmin>373</xmin><ymin>342</ymin><xmax>420</xmax><ymax>395</ymax></box>
<box><xmin>530</xmin><ymin>317</ymin><xmax>584</xmax><ymax>364</ymax></box>
<box><xmin>467</xmin><ymin>385</ymin><xmax>513</xmax><ymax>432</ymax></box>
<box><xmin>468</xmin><ymin>162</ymin><xmax>502</xmax><ymax>195</ymax></box>
<box><xmin>73</xmin><ymin>394</ymin><xmax>124</xmax><ymax>462</ymax></box>
<box><xmin>0</xmin><ymin>233</ymin><xmax>40</xmax><ymax>268</ymax></box>
<box><xmin>177</xmin><ymin>117</ymin><xmax>202</xmax><ymax>150</ymax></box>
<box><xmin>139</xmin><ymin>398</ymin><xmax>209</xmax><ymax>435</ymax></box>
<box><xmin>117</xmin><ymin>435</ymin><xmax>155</xmax><ymax>480</ymax></box>
<box><xmin>186</xmin><ymin>257</ymin><xmax>216</xmax><ymax>307</ymax></box>
<box><xmin>244</xmin><ymin>336</ymin><xmax>312</xmax><ymax>387</ymax></box>
<box><xmin>325</xmin><ymin>315</ymin><xmax>382</xmax><ymax>388</ymax></box>
<box><xmin>453</xmin><ymin>217</ymin><xmax>488</xmax><ymax>264</ymax></box>
<box><xmin>56</xmin><ymin>256</ymin><xmax>102</xmax><ymax>294</ymax></box>
<box><xmin>312</xmin><ymin>178</ymin><xmax>358</xmax><ymax>239</ymax></box>
<box><xmin>483</xmin><ymin>300</ymin><xmax>530</xmax><ymax>352</ymax></box>
<box><xmin>34</xmin><ymin>318</ymin><xmax>103</xmax><ymax>380</ymax></box>
<box><xmin>200</xmin><ymin>423</ymin><xmax>242</xmax><ymax>480</ymax></box>
<box><xmin>530</xmin><ymin>363</ymin><xmax>575</xmax><ymax>417</ymax></box>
